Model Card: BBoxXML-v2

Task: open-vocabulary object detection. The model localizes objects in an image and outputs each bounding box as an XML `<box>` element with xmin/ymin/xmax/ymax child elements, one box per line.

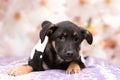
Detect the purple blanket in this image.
<box><xmin>0</xmin><ymin>56</ymin><xmax>120</xmax><ymax>80</ymax></box>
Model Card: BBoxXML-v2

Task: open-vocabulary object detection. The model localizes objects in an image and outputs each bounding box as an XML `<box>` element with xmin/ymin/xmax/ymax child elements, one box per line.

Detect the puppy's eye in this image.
<box><xmin>74</xmin><ymin>37</ymin><xmax>79</xmax><ymax>42</ymax></box>
<box><xmin>57</xmin><ymin>36</ymin><xmax>65</xmax><ymax>41</ymax></box>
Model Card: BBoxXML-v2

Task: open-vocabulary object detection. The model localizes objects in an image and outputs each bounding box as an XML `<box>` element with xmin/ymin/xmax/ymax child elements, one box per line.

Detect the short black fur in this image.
<box><xmin>28</xmin><ymin>21</ymin><xmax>93</xmax><ymax>71</ymax></box>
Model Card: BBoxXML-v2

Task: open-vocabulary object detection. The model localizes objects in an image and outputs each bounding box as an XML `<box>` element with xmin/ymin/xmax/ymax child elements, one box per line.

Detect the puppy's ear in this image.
<box><xmin>80</xmin><ymin>28</ymin><xmax>93</xmax><ymax>45</ymax></box>
<box><xmin>40</xmin><ymin>21</ymin><xmax>57</xmax><ymax>43</ymax></box>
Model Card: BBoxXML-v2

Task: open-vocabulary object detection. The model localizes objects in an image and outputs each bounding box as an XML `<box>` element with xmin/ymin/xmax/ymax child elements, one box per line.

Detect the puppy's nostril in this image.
<box><xmin>66</xmin><ymin>51</ymin><xmax>74</xmax><ymax>56</ymax></box>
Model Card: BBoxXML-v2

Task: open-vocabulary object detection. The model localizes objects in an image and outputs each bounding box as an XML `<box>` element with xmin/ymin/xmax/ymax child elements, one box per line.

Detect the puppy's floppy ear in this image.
<box><xmin>80</xmin><ymin>27</ymin><xmax>93</xmax><ymax>45</ymax></box>
<box><xmin>40</xmin><ymin>21</ymin><xmax>57</xmax><ymax>43</ymax></box>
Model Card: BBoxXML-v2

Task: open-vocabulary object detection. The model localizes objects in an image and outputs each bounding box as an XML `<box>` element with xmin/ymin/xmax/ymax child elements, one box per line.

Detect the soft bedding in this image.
<box><xmin>0</xmin><ymin>56</ymin><xmax>120</xmax><ymax>80</ymax></box>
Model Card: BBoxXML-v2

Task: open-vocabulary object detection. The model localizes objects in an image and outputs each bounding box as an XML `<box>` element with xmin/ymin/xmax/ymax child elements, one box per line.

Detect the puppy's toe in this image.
<box><xmin>14</xmin><ymin>71</ymin><xmax>23</xmax><ymax>76</ymax></box>
<box><xmin>8</xmin><ymin>69</ymin><xmax>16</xmax><ymax>76</ymax></box>
<box><xmin>66</xmin><ymin>68</ymin><xmax>74</xmax><ymax>74</ymax></box>
<box><xmin>8</xmin><ymin>68</ymin><xmax>21</xmax><ymax>76</ymax></box>
<box><xmin>66</xmin><ymin>68</ymin><xmax>80</xmax><ymax>74</ymax></box>
<box><xmin>66</xmin><ymin>62</ymin><xmax>81</xmax><ymax>74</ymax></box>
<box><xmin>8</xmin><ymin>65</ymin><xmax>33</xmax><ymax>76</ymax></box>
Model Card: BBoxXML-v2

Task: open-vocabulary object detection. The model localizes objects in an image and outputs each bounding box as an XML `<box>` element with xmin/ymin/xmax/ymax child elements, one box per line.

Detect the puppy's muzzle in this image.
<box><xmin>64</xmin><ymin>50</ymin><xmax>76</xmax><ymax>62</ymax></box>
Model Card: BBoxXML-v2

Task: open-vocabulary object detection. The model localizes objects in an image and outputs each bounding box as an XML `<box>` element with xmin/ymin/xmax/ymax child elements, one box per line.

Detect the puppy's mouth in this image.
<box><xmin>64</xmin><ymin>57</ymin><xmax>79</xmax><ymax>62</ymax></box>
<box><xmin>57</xmin><ymin>54</ymin><xmax>74</xmax><ymax>62</ymax></box>
<box><xmin>64</xmin><ymin>58</ymin><xmax>73</xmax><ymax>62</ymax></box>
<box><xmin>60</xmin><ymin>55</ymin><xmax>78</xmax><ymax>62</ymax></box>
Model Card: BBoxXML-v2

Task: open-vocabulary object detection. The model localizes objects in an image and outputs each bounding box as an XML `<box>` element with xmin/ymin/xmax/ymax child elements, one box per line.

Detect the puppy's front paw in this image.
<box><xmin>66</xmin><ymin>62</ymin><xmax>81</xmax><ymax>74</ymax></box>
<box><xmin>8</xmin><ymin>65</ymin><xmax>33</xmax><ymax>76</ymax></box>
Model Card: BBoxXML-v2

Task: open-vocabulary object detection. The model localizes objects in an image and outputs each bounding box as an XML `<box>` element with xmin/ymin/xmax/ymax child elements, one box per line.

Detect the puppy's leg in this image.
<box><xmin>66</xmin><ymin>62</ymin><xmax>81</xmax><ymax>74</ymax></box>
<box><xmin>8</xmin><ymin>65</ymin><xmax>33</xmax><ymax>76</ymax></box>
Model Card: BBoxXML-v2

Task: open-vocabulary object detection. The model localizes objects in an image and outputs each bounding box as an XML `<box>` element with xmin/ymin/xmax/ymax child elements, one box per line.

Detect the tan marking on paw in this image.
<box><xmin>8</xmin><ymin>65</ymin><xmax>33</xmax><ymax>76</ymax></box>
<box><xmin>66</xmin><ymin>62</ymin><xmax>81</xmax><ymax>74</ymax></box>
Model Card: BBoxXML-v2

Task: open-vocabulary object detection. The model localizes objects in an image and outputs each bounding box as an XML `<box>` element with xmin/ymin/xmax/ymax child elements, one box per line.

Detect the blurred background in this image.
<box><xmin>0</xmin><ymin>0</ymin><xmax>120</xmax><ymax>67</ymax></box>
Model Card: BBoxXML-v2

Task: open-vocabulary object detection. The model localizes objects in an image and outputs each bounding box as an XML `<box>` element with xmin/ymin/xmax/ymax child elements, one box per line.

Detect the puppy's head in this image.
<box><xmin>40</xmin><ymin>21</ymin><xmax>93</xmax><ymax>62</ymax></box>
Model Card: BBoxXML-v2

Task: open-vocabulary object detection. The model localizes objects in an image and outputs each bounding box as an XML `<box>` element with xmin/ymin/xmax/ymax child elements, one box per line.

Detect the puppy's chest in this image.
<box><xmin>42</xmin><ymin>58</ymin><xmax>69</xmax><ymax>70</ymax></box>
<box><xmin>53</xmin><ymin>62</ymin><xmax>70</xmax><ymax>70</ymax></box>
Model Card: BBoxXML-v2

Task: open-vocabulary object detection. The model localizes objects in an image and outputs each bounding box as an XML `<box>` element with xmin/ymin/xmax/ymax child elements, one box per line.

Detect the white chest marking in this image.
<box><xmin>80</xmin><ymin>53</ymin><xmax>85</xmax><ymax>63</ymax></box>
<box><xmin>30</xmin><ymin>36</ymin><xmax>48</xmax><ymax>59</ymax></box>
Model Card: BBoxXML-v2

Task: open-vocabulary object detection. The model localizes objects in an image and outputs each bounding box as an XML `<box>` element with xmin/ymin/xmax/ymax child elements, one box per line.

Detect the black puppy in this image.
<box><xmin>9</xmin><ymin>21</ymin><xmax>93</xmax><ymax>76</ymax></box>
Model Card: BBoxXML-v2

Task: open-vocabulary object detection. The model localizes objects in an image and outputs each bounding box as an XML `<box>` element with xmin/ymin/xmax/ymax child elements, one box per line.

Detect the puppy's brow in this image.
<box><xmin>63</xmin><ymin>32</ymin><xmax>67</xmax><ymax>36</ymax></box>
<box><xmin>73</xmin><ymin>32</ymin><xmax>78</xmax><ymax>36</ymax></box>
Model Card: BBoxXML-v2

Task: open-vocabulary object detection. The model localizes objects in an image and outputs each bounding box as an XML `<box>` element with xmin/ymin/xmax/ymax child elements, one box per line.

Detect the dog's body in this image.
<box><xmin>9</xmin><ymin>21</ymin><xmax>93</xmax><ymax>76</ymax></box>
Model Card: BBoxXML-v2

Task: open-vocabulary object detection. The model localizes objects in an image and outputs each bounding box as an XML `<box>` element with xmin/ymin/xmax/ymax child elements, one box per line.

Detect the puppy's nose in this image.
<box><xmin>66</xmin><ymin>51</ymin><xmax>74</xmax><ymax>56</ymax></box>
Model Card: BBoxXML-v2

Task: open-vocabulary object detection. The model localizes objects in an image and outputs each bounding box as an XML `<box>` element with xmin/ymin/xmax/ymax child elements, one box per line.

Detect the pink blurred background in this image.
<box><xmin>0</xmin><ymin>0</ymin><xmax>120</xmax><ymax>67</ymax></box>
